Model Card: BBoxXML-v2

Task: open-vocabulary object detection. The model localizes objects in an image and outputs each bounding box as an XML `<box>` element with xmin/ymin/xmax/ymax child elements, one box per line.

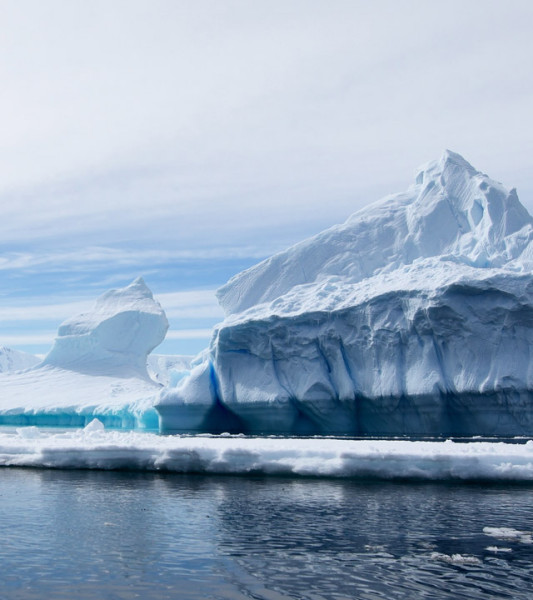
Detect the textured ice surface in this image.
<box><xmin>158</xmin><ymin>152</ymin><xmax>533</xmax><ymax>436</ymax></box>
<box><xmin>2</xmin><ymin>424</ymin><xmax>533</xmax><ymax>480</ymax></box>
<box><xmin>0</xmin><ymin>279</ymin><xmax>168</xmax><ymax>429</ymax></box>
<box><xmin>0</xmin><ymin>347</ymin><xmax>40</xmax><ymax>373</ymax></box>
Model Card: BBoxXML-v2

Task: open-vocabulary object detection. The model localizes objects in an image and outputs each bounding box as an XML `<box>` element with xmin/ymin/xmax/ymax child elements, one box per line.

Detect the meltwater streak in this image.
<box><xmin>1</xmin><ymin>422</ymin><xmax>533</xmax><ymax>480</ymax></box>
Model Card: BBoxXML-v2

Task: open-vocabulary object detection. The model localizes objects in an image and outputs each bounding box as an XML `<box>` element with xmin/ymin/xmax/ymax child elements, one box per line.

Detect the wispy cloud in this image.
<box><xmin>1</xmin><ymin>333</ymin><xmax>56</xmax><ymax>347</ymax></box>
<box><xmin>0</xmin><ymin>289</ymin><xmax>223</xmax><ymax>322</ymax></box>
<box><xmin>0</xmin><ymin>247</ymin><xmax>272</xmax><ymax>272</ymax></box>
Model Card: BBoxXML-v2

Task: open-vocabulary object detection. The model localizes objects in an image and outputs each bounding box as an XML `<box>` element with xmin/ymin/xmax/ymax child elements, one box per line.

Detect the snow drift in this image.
<box><xmin>158</xmin><ymin>151</ymin><xmax>533</xmax><ymax>436</ymax></box>
<box><xmin>0</xmin><ymin>278</ymin><xmax>168</xmax><ymax>429</ymax></box>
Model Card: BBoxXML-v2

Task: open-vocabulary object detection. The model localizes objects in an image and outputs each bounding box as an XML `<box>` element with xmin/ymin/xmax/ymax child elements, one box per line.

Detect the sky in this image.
<box><xmin>1</xmin><ymin>0</ymin><xmax>532</xmax><ymax>357</ymax></box>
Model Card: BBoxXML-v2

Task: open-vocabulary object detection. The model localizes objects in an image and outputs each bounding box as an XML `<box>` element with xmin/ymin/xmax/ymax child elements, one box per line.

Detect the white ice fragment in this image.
<box><xmin>483</xmin><ymin>527</ymin><xmax>532</xmax><ymax>544</ymax></box>
<box><xmin>84</xmin><ymin>418</ymin><xmax>105</xmax><ymax>433</ymax></box>
<box><xmin>430</xmin><ymin>552</ymin><xmax>482</xmax><ymax>566</ymax></box>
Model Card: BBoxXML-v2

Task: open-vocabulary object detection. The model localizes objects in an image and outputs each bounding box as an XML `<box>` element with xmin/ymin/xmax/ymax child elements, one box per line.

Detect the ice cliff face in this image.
<box><xmin>157</xmin><ymin>151</ymin><xmax>533</xmax><ymax>436</ymax></box>
<box><xmin>44</xmin><ymin>277</ymin><xmax>168</xmax><ymax>379</ymax></box>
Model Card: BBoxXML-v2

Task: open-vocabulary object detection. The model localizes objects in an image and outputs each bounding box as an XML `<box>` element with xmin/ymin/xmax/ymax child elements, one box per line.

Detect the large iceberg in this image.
<box><xmin>157</xmin><ymin>151</ymin><xmax>533</xmax><ymax>436</ymax></box>
<box><xmin>0</xmin><ymin>278</ymin><xmax>168</xmax><ymax>429</ymax></box>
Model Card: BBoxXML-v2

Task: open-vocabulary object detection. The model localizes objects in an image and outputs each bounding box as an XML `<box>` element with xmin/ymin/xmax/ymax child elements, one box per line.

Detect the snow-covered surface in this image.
<box><xmin>158</xmin><ymin>151</ymin><xmax>533</xmax><ymax>436</ymax></box>
<box><xmin>0</xmin><ymin>279</ymin><xmax>167</xmax><ymax>429</ymax></box>
<box><xmin>0</xmin><ymin>347</ymin><xmax>40</xmax><ymax>373</ymax></box>
<box><xmin>0</xmin><ymin>366</ymin><xmax>161</xmax><ymax>429</ymax></box>
<box><xmin>2</xmin><ymin>422</ymin><xmax>533</xmax><ymax>480</ymax></box>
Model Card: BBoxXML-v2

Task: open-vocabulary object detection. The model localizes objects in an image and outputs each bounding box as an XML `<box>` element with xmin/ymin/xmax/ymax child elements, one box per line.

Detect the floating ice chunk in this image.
<box><xmin>483</xmin><ymin>527</ymin><xmax>532</xmax><ymax>544</ymax></box>
<box><xmin>84</xmin><ymin>418</ymin><xmax>105</xmax><ymax>433</ymax></box>
<box><xmin>430</xmin><ymin>552</ymin><xmax>482</xmax><ymax>566</ymax></box>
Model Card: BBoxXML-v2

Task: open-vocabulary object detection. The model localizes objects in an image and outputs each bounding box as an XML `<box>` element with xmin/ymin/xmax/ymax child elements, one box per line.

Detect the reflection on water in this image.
<box><xmin>0</xmin><ymin>469</ymin><xmax>532</xmax><ymax>599</ymax></box>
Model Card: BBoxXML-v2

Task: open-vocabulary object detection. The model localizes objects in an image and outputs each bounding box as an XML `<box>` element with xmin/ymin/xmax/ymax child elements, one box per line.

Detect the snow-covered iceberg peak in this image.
<box><xmin>217</xmin><ymin>150</ymin><xmax>533</xmax><ymax>316</ymax></box>
<box><xmin>43</xmin><ymin>277</ymin><xmax>169</xmax><ymax>378</ymax></box>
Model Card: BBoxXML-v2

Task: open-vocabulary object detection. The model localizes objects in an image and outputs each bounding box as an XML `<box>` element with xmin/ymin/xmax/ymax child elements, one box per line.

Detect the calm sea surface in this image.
<box><xmin>0</xmin><ymin>469</ymin><xmax>532</xmax><ymax>600</ymax></box>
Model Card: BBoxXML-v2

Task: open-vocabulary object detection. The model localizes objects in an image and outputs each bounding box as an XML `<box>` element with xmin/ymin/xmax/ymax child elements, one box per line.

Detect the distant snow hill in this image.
<box><xmin>0</xmin><ymin>278</ymin><xmax>174</xmax><ymax>429</ymax></box>
<box><xmin>0</xmin><ymin>347</ymin><xmax>40</xmax><ymax>373</ymax></box>
<box><xmin>158</xmin><ymin>151</ymin><xmax>533</xmax><ymax>436</ymax></box>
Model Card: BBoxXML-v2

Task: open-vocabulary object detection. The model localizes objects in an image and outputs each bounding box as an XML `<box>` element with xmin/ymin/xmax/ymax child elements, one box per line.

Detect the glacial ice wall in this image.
<box><xmin>157</xmin><ymin>152</ymin><xmax>533</xmax><ymax>436</ymax></box>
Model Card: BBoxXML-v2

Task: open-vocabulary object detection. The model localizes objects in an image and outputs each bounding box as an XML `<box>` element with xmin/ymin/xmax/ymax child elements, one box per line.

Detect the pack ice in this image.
<box><xmin>158</xmin><ymin>151</ymin><xmax>533</xmax><ymax>436</ymax></box>
<box><xmin>0</xmin><ymin>277</ymin><xmax>168</xmax><ymax>429</ymax></box>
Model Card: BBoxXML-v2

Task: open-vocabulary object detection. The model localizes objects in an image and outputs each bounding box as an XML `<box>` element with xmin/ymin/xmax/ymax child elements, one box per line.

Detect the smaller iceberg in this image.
<box><xmin>0</xmin><ymin>278</ymin><xmax>168</xmax><ymax>430</ymax></box>
<box><xmin>43</xmin><ymin>276</ymin><xmax>168</xmax><ymax>378</ymax></box>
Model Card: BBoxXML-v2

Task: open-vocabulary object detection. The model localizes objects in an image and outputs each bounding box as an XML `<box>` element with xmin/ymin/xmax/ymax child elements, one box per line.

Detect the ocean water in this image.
<box><xmin>0</xmin><ymin>469</ymin><xmax>532</xmax><ymax>600</ymax></box>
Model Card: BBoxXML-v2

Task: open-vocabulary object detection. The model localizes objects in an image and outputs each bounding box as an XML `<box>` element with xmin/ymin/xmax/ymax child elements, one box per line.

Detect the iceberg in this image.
<box><xmin>0</xmin><ymin>278</ymin><xmax>168</xmax><ymax>429</ymax></box>
<box><xmin>157</xmin><ymin>151</ymin><xmax>533</xmax><ymax>436</ymax></box>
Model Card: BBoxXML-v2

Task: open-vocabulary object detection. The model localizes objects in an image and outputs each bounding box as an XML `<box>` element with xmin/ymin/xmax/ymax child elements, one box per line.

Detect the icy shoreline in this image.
<box><xmin>1</xmin><ymin>423</ymin><xmax>533</xmax><ymax>481</ymax></box>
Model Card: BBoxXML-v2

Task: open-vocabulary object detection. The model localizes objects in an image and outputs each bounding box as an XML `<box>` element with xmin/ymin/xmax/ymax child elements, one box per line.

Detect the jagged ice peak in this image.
<box><xmin>217</xmin><ymin>151</ymin><xmax>533</xmax><ymax>316</ymax></box>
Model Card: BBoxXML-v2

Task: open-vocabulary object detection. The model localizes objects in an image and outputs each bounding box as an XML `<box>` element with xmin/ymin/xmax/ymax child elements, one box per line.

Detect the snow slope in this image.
<box><xmin>3</xmin><ymin>422</ymin><xmax>533</xmax><ymax>481</ymax></box>
<box><xmin>158</xmin><ymin>151</ymin><xmax>533</xmax><ymax>436</ymax></box>
<box><xmin>0</xmin><ymin>347</ymin><xmax>40</xmax><ymax>373</ymax></box>
<box><xmin>0</xmin><ymin>278</ymin><xmax>168</xmax><ymax>429</ymax></box>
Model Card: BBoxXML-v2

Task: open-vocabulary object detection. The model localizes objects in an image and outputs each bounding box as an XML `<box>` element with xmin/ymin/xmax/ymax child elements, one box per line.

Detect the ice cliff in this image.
<box><xmin>0</xmin><ymin>278</ymin><xmax>168</xmax><ymax>429</ymax></box>
<box><xmin>157</xmin><ymin>151</ymin><xmax>533</xmax><ymax>436</ymax></box>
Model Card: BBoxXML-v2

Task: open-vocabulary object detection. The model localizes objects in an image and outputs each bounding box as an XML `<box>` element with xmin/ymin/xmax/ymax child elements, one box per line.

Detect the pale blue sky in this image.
<box><xmin>1</xmin><ymin>0</ymin><xmax>532</xmax><ymax>356</ymax></box>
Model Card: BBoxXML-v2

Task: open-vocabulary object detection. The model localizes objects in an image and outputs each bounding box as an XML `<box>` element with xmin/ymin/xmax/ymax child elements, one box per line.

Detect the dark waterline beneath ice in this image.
<box><xmin>0</xmin><ymin>469</ymin><xmax>532</xmax><ymax>600</ymax></box>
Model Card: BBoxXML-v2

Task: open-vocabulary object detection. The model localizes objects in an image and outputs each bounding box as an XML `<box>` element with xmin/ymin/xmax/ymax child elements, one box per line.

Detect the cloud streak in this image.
<box><xmin>1</xmin><ymin>1</ymin><xmax>532</xmax><ymax>354</ymax></box>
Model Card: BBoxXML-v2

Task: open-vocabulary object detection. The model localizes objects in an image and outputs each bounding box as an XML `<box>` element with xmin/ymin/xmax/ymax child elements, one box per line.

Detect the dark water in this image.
<box><xmin>0</xmin><ymin>469</ymin><xmax>532</xmax><ymax>599</ymax></box>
